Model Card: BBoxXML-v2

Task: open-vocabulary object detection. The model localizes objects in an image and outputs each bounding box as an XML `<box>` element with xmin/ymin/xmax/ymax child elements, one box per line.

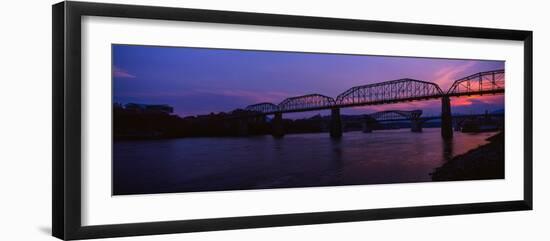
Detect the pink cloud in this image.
<box><xmin>349</xmin><ymin>100</ymin><xmax>438</xmax><ymax>113</ymax></box>
<box><xmin>451</xmin><ymin>95</ymin><xmax>503</xmax><ymax>107</ymax></box>
<box><xmin>113</xmin><ymin>66</ymin><xmax>136</xmax><ymax>78</ymax></box>
<box><xmin>432</xmin><ymin>61</ymin><xmax>477</xmax><ymax>90</ymax></box>
<box><xmin>452</xmin><ymin>97</ymin><xmax>475</xmax><ymax>107</ymax></box>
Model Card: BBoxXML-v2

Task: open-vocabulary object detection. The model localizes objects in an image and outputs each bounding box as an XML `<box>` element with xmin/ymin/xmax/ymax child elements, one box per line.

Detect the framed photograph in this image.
<box><xmin>52</xmin><ymin>1</ymin><xmax>533</xmax><ymax>240</ymax></box>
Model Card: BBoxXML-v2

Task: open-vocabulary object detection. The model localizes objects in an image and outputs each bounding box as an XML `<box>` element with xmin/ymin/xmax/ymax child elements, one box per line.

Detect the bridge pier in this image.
<box><xmin>362</xmin><ymin>116</ymin><xmax>375</xmax><ymax>133</ymax></box>
<box><xmin>441</xmin><ymin>96</ymin><xmax>453</xmax><ymax>139</ymax></box>
<box><xmin>362</xmin><ymin>123</ymin><xmax>372</xmax><ymax>133</ymax></box>
<box><xmin>411</xmin><ymin>119</ymin><xmax>423</xmax><ymax>132</ymax></box>
<box><xmin>330</xmin><ymin>108</ymin><xmax>342</xmax><ymax>138</ymax></box>
<box><xmin>454</xmin><ymin>122</ymin><xmax>461</xmax><ymax>131</ymax></box>
<box><xmin>272</xmin><ymin>112</ymin><xmax>284</xmax><ymax>138</ymax></box>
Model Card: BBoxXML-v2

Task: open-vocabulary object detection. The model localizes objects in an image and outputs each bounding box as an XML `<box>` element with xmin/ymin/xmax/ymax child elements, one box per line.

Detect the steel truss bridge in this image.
<box><xmin>358</xmin><ymin>109</ymin><xmax>503</xmax><ymax>133</ymax></box>
<box><xmin>238</xmin><ymin>69</ymin><xmax>504</xmax><ymax>138</ymax></box>
<box><xmin>367</xmin><ymin>110</ymin><xmax>423</xmax><ymax>122</ymax></box>
<box><xmin>358</xmin><ymin>110</ymin><xmax>424</xmax><ymax>133</ymax></box>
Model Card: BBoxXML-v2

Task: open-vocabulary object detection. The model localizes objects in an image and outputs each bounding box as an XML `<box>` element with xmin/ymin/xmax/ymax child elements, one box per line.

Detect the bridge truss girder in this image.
<box><xmin>336</xmin><ymin>78</ymin><xmax>444</xmax><ymax>107</ymax></box>
<box><xmin>245</xmin><ymin>102</ymin><xmax>279</xmax><ymax>113</ymax></box>
<box><xmin>240</xmin><ymin>69</ymin><xmax>504</xmax><ymax>115</ymax></box>
<box><xmin>278</xmin><ymin>94</ymin><xmax>336</xmax><ymax>112</ymax></box>
<box><xmin>447</xmin><ymin>69</ymin><xmax>504</xmax><ymax>96</ymax></box>
<box><xmin>368</xmin><ymin>109</ymin><xmax>423</xmax><ymax>122</ymax></box>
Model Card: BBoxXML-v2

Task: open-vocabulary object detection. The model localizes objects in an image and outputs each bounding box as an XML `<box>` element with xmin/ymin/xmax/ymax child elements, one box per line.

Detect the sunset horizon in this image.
<box><xmin>113</xmin><ymin>45</ymin><xmax>504</xmax><ymax>118</ymax></box>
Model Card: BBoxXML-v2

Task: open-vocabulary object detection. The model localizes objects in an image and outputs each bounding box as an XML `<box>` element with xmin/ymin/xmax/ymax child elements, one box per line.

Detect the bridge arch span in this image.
<box><xmin>245</xmin><ymin>102</ymin><xmax>279</xmax><ymax>114</ymax></box>
<box><xmin>336</xmin><ymin>78</ymin><xmax>444</xmax><ymax>107</ymax></box>
<box><xmin>278</xmin><ymin>94</ymin><xmax>336</xmax><ymax>112</ymax></box>
<box><xmin>368</xmin><ymin>110</ymin><xmax>423</xmax><ymax>121</ymax></box>
<box><xmin>363</xmin><ymin>109</ymin><xmax>424</xmax><ymax>133</ymax></box>
<box><xmin>446</xmin><ymin>69</ymin><xmax>504</xmax><ymax>96</ymax></box>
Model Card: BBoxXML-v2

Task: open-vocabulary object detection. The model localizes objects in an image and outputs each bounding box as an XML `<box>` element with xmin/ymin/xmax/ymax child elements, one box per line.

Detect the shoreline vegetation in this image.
<box><xmin>113</xmin><ymin>103</ymin><xmax>445</xmax><ymax>140</ymax></box>
<box><xmin>431</xmin><ymin>131</ymin><xmax>504</xmax><ymax>181</ymax></box>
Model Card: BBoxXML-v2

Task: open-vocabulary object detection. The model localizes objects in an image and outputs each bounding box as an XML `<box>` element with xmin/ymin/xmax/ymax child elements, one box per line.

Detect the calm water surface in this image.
<box><xmin>113</xmin><ymin>128</ymin><xmax>497</xmax><ymax>195</ymax></box>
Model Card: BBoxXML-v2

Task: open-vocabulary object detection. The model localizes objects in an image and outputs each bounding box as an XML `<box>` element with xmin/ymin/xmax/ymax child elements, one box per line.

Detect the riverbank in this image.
<box><xmin>431</xmin><ymin>132</ymin><xmax>504</xmax><ymax>181</ymax></box>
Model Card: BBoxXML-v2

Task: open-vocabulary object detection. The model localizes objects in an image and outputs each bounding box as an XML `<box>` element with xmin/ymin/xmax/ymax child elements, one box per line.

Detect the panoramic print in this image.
<box><xmin>112</xmin><ymin>45</ymin><xmax>505</xmax><ymax>195</ymax></box>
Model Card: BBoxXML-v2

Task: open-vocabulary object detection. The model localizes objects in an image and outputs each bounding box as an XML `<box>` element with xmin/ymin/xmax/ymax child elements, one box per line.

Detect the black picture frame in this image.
<box><xmin>52</xmin><ymin>1</ymin><xmax>533</xmax><ymax>240</ymax></box>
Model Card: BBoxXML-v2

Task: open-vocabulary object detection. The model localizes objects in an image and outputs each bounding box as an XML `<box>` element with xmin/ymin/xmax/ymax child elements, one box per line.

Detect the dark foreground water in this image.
<box><xmin>113</xmin><ymin>128</ymin><xmax>497</xmax><ymax>195</ymax></box>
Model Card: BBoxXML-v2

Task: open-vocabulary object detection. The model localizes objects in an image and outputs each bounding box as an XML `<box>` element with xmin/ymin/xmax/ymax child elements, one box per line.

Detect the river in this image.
<box><xmin>113</xmin><ymin>128</ymin><xmax>497</xmax><ymax>195</ymax></box>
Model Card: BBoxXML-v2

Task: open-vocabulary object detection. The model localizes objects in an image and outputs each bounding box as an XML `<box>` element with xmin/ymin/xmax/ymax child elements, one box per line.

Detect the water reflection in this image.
<box><xmin>442</xmin><ymin>138</ymin><xmax>454</xmax><ymax>162</ymax></box>
<box><xmin>113</xmin><ymin>128</ymin><xmax>496</xmax><ymax>195</ymax></box>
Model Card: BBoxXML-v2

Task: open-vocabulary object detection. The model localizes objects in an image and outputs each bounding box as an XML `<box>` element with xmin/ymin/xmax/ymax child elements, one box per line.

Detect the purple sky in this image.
<box><xmin>113</xmin><ymin>45</ymin><xmax>504</xmax><ymax>118</ymax></box>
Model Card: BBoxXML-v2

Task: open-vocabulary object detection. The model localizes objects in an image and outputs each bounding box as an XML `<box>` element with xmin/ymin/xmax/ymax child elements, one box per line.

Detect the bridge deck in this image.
<box><xmin>255</xmin><ymin>90</ymin><xmax>503</xmax><ymax>116</ymax></box>
<box><xmin>239</xmin><ymin>69</ymin><xmax>504</xmax><ymax>117</ymax></box>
